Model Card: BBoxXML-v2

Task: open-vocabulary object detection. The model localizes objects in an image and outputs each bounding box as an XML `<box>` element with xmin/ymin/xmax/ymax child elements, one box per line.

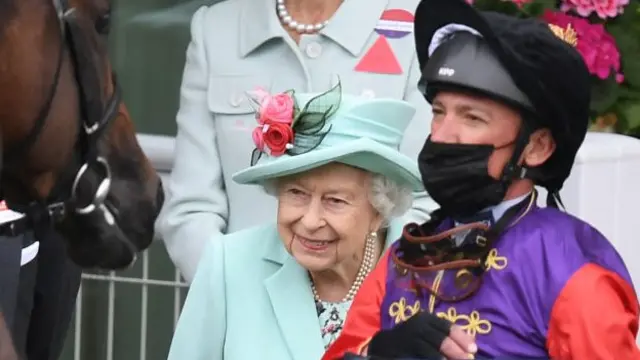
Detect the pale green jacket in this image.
<box><xmin>167</xmin><ymin>220</ymin><xmax>406</xmax><ymax>360</ymax></box>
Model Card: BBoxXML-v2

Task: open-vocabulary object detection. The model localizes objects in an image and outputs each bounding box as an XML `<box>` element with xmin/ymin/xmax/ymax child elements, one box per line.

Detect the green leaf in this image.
<box><xmin>620</xmin><ymin>52</ymin><xmax>640</xmax><ymax>89</ymax></box>
<box><xmin>606</xmin><ymin>3</ymin><xmax>640</xmax><ymax>87</ymax></box>
<box><xmin>607</xmin><ymin>1</ymin><xmax>640</xmax><ymax>31</ymax></box>
<box><xmin>618</xmin><ymin>86</ymin><xmax>640</xmax><ymax>101</ymax></box>
<box><xmin>618</xmin><ymin>101</ymin><xmax>640</xmax><ymax>131</ymax></box>
<box><xmin>520</xmin><ymin>0</ymin><xmax>556</xmax><ymax>17</ymax></box>
<box><xmin>590</xmin><ymin>75</ymin><xmax>620</xmax><ymax>114</ymax></box>
<box><xmin>293</xmin><ymin>81</ymin><xmax>342</xmax><ymax>133</ymax></box>
<box><xmin>250</xmin><ymin>148</ymin><xmax>263</xmax><ymax>166</ymax></box>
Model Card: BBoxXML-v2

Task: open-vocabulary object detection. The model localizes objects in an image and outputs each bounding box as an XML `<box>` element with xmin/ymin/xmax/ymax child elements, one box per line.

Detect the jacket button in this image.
<box><xmin>305</xmin><ymin>42</ymin><xmax>322</xmax><ymax>58</ymax></box>
<box><xmin>229</xmin><ymin>93</ymin><xmax>244</xmax><ymax>107</ymax></box>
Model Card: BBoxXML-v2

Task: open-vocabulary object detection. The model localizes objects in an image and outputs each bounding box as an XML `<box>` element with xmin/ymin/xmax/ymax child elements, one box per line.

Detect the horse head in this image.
<box><xmin>0</xmin><ymin>0</ymin><xmax>164</xmax><ymax>270</ymax></box>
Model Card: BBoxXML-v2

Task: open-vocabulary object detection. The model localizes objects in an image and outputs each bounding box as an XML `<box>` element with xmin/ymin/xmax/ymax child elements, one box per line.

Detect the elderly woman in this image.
<box><xmin>166</xmin><ymin>85</ymin><xmax>474</xmax><ymax>360</ymax></box>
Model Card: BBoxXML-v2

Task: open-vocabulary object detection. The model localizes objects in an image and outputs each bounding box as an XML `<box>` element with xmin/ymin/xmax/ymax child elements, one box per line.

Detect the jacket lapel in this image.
<box><xmin>263</xmin><ymin>239</ymin><xmax>325</xmax><ymax>360</ymax></box>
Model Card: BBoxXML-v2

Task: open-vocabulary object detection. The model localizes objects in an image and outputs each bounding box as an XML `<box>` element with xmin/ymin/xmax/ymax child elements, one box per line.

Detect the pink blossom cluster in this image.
<box><xmin>248</xmin><ymin>88</ymin><xmax>296</xmax><ymax>156</ymax></box>
<box><xmin>561</xmin><ymin>0</ymin><xmax>629</xmax><ymax>20</ymax></box>
<box><xmin>542</xmin><ymin>10</ymin><xmax>624</xmax><ymax>83</ymax></box>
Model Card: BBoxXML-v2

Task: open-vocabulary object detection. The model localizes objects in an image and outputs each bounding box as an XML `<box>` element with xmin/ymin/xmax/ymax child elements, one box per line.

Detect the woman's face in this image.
<box><xmin>276</xmin><ymin>163</ymin><xmax>383</xmax><ymax>273</ymax></box>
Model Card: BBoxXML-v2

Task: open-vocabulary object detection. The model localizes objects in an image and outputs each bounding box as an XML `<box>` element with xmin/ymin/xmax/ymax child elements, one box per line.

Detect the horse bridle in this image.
<box><xmin>0</xmin><ymin>0</ymin><xmax>121</xmax><ymax>236</ymax></box>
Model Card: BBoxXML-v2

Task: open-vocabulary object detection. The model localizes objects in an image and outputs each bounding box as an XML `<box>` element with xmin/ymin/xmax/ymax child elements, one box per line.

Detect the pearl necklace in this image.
<box><xmin>311</xmin><ymin>233</ymin><xmax>377</xmax><ymax>303</ymax></box>
<box><xmin>276</xmin><ymin>0</ymin><xmax>330</xmax><ymax>34</ymax></box>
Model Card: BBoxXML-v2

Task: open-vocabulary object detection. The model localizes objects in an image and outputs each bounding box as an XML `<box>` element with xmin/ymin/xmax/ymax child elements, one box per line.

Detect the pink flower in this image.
<box><xmin>259</xmin><ymin>93</ymin><xmax>295</xmax><ymax>124</ymax></box>
<box><xmin>252</xmin><ymin>126</ymin><xmax>265</xmax><ymax>151</ymax></box>
<box><xmin>248</xmin><ymin>88</ymin><xmax>297</xmax><ymax>156</ymax></box>
<box><xmin>247</xmin><ymin>88</ymin><xmax>295</xmax><ymax>125</ymax></box>
<box><xmin>262</xmin><ymin>123</ymin><xmax>294</xmax><ymax>156</ymax></box>
<box><xmin>248</xmin><ymin>87</ymin><xmax>295</xmax><ymax>125</ymax></box>
<box><xmin>542</xmin><ymin>11</ymin><xmax>624</xmax><ymax>83</ymax></box>
<box><xmin>560</xmin><ymin>0</ymin><xmax>629</xmax><ymax>19</ymax></box>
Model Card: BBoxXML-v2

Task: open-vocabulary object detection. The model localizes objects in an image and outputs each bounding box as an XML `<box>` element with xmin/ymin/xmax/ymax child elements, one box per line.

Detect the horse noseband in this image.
<box><xmin>70</xmin><ymin>157</ymin><xmax>112</xmax><ymax>216</ymax></box>
<box><xmin>0</xmin><ymin>0</ymin><xmax>120</xmax><ymax>236</ymax></box>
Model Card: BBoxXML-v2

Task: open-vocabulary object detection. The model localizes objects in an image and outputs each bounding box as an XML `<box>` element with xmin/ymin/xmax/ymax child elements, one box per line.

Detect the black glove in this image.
<box><xmin>366</xmin><ymin>311</ymin><xmax>452</xmax><ymax>359</ymax></box>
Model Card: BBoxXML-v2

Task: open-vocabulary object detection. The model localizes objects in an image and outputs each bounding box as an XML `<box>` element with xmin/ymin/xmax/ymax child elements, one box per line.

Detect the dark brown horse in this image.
<box><xmin>0</xmin><ymin>0</ymin><xmax>165</xmax><ymax>355</ymax></box>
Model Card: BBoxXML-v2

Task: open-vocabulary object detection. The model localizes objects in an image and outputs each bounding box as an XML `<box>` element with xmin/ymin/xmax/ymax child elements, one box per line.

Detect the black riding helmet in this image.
<box><xmin>414</xmin><ymin>0</ymin><xmax>592</xmax><ymax>206</ymax></box>
<box><xmin>420</xmin><ymin>32</ymin><xmax>533</xmax><ymax>113</ymax></box>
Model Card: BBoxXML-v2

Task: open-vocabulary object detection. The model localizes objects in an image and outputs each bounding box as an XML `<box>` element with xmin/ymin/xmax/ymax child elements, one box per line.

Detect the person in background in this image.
<box><xmin>0</xmin><ymin>203</ymin><xmax>80</xmax><ymax>360</ymax></box>
<box><xmin>322</xmin><ymin>0</ymin><xmax>640</xmax><ymax>358</ymax></box>
<box><xmin>167</xmin><ymin>85</ymin><xmax>475</xmax><ymax>360</ymax></box>
<box><xmin>156</xmin><ymin>0</ymin><xmax>437</xmax><ymax>282</ymax></box>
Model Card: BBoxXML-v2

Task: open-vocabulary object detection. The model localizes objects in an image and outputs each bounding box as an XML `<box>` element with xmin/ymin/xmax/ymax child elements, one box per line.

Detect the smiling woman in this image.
<box><xmin>273</xmin><ymin>164</ymin><xmax>410</xmax><ymax>304</ymax></box>
<box><xmin>166</xmin><ymin>84</ymin><xmax>424</xmax><ymax>360</ymax></box>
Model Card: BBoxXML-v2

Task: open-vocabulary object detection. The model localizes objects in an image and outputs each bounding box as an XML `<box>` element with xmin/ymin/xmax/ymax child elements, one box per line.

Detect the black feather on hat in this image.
<box><xmin>413</xmin><ymin>0</ymin><xmax>592</xmax><ymax>200</ymax></box>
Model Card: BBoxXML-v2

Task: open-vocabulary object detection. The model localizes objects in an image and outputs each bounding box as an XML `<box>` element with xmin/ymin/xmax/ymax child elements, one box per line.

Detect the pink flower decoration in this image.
<box><xmin>262</xmin><ymin>122</ymin><xmax>294</xmax><ymax>156</ymax></box>
<box><xmin>248</xmin><ymin>88</ymin><xmax>297</xmax><ymax>157</ymax></box>
<box><xmin>560</xmin><ymin>0</ymin><xmax>629</xmax><ymax>20</ymax></box>
<box><xmin>260</xmin><ymin>93</ymin><xmax>295</xmax><ymax>125</ymax></box>
<box><xmin>542</xmin><ymin>10</ymin><xmax>624</xmax><ymax>83</ymax></box>
<box><xmin>248</xmin><ymin>87</ymin><xmax>295</xmax><ymax>125</ymax></box>
<box><xmin>252</xmin><ymin>126</ymin><xmax>265</xmax><ymax>151</ymax></box>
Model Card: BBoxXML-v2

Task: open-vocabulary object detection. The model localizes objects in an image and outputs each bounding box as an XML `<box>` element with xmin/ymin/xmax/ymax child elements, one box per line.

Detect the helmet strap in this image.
<box><xmin>499</xmin><ymin>125</ymin><xmax>532</xmax><ymax>184</ymax></box>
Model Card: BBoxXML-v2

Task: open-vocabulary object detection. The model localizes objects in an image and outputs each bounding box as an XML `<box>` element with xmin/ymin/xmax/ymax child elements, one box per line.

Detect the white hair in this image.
<box><xmin>367</xmin><ymin>173</ymin><xmax>413</xmax><ymax>224</ymax></box>
<box><xmin>263</xmin><ymin>172</ymin><xmax>414</xmax><ymax>226</ymax></box>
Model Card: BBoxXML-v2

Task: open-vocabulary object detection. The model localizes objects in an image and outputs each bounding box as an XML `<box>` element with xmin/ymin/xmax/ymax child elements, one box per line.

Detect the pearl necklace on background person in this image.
<box><xmin>311</xmin><ymin>232</ymin><xmax>378</xmax><ymax>303</ymax></box>
<box><xmin>276</xmin><ymin>0</ymin><xmax>330</xmax><ymax>34</ymax></box>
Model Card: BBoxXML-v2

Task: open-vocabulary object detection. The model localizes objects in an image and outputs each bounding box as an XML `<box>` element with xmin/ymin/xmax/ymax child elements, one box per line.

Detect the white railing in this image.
<box><xmin>73</xmin><ymin>254</ymin><xmax>187</xmax><ymax>360</ymax></box>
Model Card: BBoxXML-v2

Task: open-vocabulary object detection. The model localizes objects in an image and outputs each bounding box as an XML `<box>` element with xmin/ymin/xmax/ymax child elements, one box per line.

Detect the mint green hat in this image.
<box><xmin>232</xmin><ymin>83</ymin><xmax>424</xmax><ymax>191</ymax></box>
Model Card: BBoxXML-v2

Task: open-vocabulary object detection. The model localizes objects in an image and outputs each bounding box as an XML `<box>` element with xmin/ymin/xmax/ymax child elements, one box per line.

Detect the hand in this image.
<box><xmin>366</xmin><ymin>311</ymin><xmax>477</xmax><ymax>359</ymax></box>
<box><xmin>0</xmin><ymin>313</ymin><xmax>18</xmax><ymax>360</ymax></box>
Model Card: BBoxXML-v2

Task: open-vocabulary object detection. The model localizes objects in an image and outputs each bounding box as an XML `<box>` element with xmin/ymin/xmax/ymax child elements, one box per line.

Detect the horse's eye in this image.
<box><xmin>95</xmin><ymin>12</ymin><xmax>111</xmax><ymax>35</ymax></box>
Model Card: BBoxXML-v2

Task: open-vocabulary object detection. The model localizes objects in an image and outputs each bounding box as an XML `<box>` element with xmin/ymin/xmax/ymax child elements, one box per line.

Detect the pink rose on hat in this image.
<box><xmin>262</xmin><ymin>123</ymin><xmax>294</xmax><ymax>156</ymax></box>
<box><xmin>248</xmin><ymin>88</ymin><xmax>296</xmax><ymax>157</ymax></box>
<box><xmin>248</xmin><ymin>87</ymin><xmax>295</xmax><ymax>125</ymax></box>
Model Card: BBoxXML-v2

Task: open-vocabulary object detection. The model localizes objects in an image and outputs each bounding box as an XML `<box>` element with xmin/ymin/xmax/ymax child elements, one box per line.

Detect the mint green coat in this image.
<box><xmin>167</xmin><ymin>220</ymin><xmax>405</xmax><ymax>360</ymax></box>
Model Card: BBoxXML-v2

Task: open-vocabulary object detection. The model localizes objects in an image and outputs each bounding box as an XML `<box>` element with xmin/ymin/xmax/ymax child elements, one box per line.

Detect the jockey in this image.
<box><xmin>322</xmin><ymin>0</ymin><xmax>640</xmax><ymax>358</ymax></box>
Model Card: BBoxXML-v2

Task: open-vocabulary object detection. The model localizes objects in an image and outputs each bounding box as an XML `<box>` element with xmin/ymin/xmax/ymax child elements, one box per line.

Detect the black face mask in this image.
<box><xmin>418</xmin><ymin>137</ymin><xmax>519</xmax><ymax>218</ymax></box>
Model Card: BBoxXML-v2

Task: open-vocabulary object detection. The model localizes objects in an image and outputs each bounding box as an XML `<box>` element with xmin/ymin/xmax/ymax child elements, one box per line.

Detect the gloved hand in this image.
<box><xmin>366</xmin><ymin>311</ymin><xmax>477</xmax><ymax>359</ymax></box>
